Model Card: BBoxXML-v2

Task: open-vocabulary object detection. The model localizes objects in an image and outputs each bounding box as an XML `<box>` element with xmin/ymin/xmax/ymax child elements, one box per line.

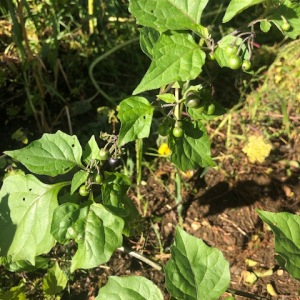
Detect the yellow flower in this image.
<box><xmin>242</xmin><ymin>135</ymin><xmax>272</xmax><ymax>163</ymax></box>
<box><xmin>158</xmin><ymin>143</ymin><xmax>172</xmax><ymax>156</ymax></box>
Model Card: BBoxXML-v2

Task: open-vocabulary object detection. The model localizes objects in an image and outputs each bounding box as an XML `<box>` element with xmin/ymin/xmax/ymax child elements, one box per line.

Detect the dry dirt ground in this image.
<box><xmin>61</xmin><ymin>131</ymin><xmax>300</xmax><ymax>300</ymax></box>
<box><xmin>1</xmin><ymin>41</ymin><xmax>300</xmax><ymax>300</ymax></box>
<box><xmin>1</xmin><ymin>132</ymin><xmax>299</xmax><ymax>300</ymax></box>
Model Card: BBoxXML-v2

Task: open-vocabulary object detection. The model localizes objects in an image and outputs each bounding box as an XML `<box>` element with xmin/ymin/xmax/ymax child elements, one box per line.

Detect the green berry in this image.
<box><xmin>186</xmin><ymin>94</ymin><xmax>201</xmax><ymax>108</ymax></box>
<box><xmin>207</xmin><ymin>103</ymin><xmax>216</xmax><ymax>115</ymax></box>
<box><xmin>228</xmin><ymin>55</ymin><xmax>242</xmax><ymax>70</ymax></box>
<box><xmin>99</xmin><ymin>148</ymin><xmax>110</xmax><ymax>160</ymax></box>
<box><xmin>79</xmin><ymin>185</ymin><xmax>89</xmax><ymax>197</ymax></box>
<box><xmin>172</xmin><ymin>127</ymin><xmax>184</xmax><ymax>138</ymax></box>
<box><xmin>225</xmin><ymin>45</ymin><xmax>238</xmax><ymax>56</ymax></box>
<box><xmin>242</xmin><ymin>60</ymin><xmax>252</xmax><ymax>71</ymax></box>
<box><xmin>95</xmin><ymin>174</ymin><xmax>103</xmax><ymax>184</ymax></box>
<box><xmin>281</xmin><ymin>22</ymin><xmax>291</xmax><ymax>31</ymax></box>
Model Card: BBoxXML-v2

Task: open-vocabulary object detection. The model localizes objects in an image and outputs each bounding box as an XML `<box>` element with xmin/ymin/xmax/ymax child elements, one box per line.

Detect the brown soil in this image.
<box><xmin>63</xmin><ymin>130</ymin><xmax>300</xmax><ymax>299</ymax></box>
<box><xmin>1</xmin><ymin>40</ymin><xmax>300</xmax><ymax>300</ymax></box>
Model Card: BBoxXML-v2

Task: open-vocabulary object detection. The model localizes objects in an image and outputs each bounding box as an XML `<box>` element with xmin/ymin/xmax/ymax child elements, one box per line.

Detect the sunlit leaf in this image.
<box><xmin>129</xmin><ymin>0</ymin><xmax>209</xmax><ymax>37</ymax></box>
<box><xmin>70</xmin><ymin>170</ymin><xmax>89</xmax><ymax>195</ymax></box>
<box><xmin>133</xmin><ymin>32</ymin><xmax>206</xmax><ymax>94</ymax></box>
<box><xmin>223</xmin><ymin>0</ymin><xmax>264</xmax><ymax>23</ymax></box>
<box><xmin>165</xmin><ymin>226</ymin><xmax>230</xmax><ymax>300</ymax></box>
<box><xmin>95</xmin><ymin>276</ymin><xmax>164</xmax><ymax>300</ymax></box>
<box><xmin>4</xmin><ymin>130</ymin><xmax>83</xmax><ymax>176</ymax></box>
<box><xmin>169</xmin><ymin>120</ymin><xmax>215</xmax><ymax>171</ymax></box>
<box><xmin>268</xmin><ymin>0</ymin><xmax>300</xmax><ymax>39</ymax></box>
<box><xmin>0</xmin><ymin>174</ymin><xmax>68</xmax><ymax>265</ymax></box>
<box><xmin>118</xmin><ymin>96</ymin><xmax>154</xmax><ymax>145</ymax></box>
<box><xmin>257</xmin><ymin>210</ymin><xmax>300</xmax><ymax>280</ymax></box>
<box><xmin>70</xmin><ymin>203</ymin><xmax>124</xmax><ymax>272</ymax></box>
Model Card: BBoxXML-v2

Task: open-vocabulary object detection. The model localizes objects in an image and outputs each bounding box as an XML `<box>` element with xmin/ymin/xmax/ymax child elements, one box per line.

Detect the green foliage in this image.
<box><xmin>96</xmin><ymin>276</ymin><xmax>164</xmax><ymax>300</ymax></box>
<box><xmin>133</xmin><ymin>32</ymin><xmax>206</xmax><ymax>94</ymax></box>
<box><xmin>128</xmin><ymin>0</ymin><xmax>209</xmax><ymax>37</ymax></box>
<box><xmin>1</xmin><ymin>0</ymin><xmax>300</xmax><ymax>298</ymax></box>
<box><xmin>4</xmin><ymin>131</ymin><xmax>83</xmax><ymax>176</ymax></box>
<box><xmin>0</xmin><ymin>282</ymin><xmax>26</xmax><ymax>300</ymax></box>
<box><xmin>118</xmin><ymin>96</ymin><xmax>154</xmax><ymax>145</ymax></box>
<box><xmin>169</xmin><ymin>120</ymin><xmax>215</xmax><ymax>171</ymax></box>
<box><xmin>43</xmin><ymin>262</ymin><xmax>68</xmax><ymax>297</ymax></box>
<box><xmin>268</xmin><ymin>0</ymin><xmax>300</xmax><ymax>39</ymax></box>
<box><xmin>0</xmin><ymin>174</ymin><xmax>67</xmax><ymax>268</ymax></box>
<box><xmin>223</xmin><ymin>0</ymin><xmax>265</xmax><ymax>23</ymax></box>
<box><xmin>165</xmin><ymin>227</ymin><xmax>230</xmax><ymax>300</ymax></box>
<box><xmin>257</xmin><ymin>210</ymin><xmax>300</xmax><ymax>280</ymax></box>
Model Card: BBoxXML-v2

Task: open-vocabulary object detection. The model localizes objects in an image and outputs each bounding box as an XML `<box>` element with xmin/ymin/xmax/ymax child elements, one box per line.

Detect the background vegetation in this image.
<box><xmin>0</xmin><ymin>0</ymin><xmax>299</xmax><ymax>299</ymax></box>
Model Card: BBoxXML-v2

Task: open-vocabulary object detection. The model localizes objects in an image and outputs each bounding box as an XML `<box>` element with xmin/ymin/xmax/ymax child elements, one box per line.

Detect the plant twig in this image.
<box><xmin>118</xmin><ymin>247</ymin><xmax>162</xmax><ymax>271</ymax></box>
<box><xmin>89</xmin><ymin>37</ymin><xmax>139</xmax><ymax>105</ymax></box>
<box><xmin>227</xmin><ymin>288</ymin><xmax>269</xmax><ymax>300</ymax></box>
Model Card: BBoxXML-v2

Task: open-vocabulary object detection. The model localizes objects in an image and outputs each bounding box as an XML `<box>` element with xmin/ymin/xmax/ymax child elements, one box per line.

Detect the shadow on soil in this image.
<box><xmin>182</xmin><ymin>174</ymin><xmax>300</xmax><ymax>218</ymax></box>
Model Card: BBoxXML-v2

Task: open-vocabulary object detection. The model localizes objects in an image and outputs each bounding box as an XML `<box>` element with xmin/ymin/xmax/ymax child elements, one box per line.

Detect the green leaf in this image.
<box><xmin>268</xmin><ymin>0</ymin><xmax>300</xmax><ymax>39</ymax></box>
<box><xmin>70</xmin><ymin>170</ymin><xmax>89</xmax><ymax>195</ymax></box>
<box><xmin>165</xmin><ymin>226</ymin><xmax>230</xmax><ymax>300</ymax></box>
<box><xmin>223</xmin><ymin>0</ymin><xmax>264</xmax><ymax>23</ymax></box>
<box><xmin>100</xmin><ymin>172</ymin><xmax>142</xmax><ymax>236</ymax></box>
<box><xmin>129</xmin><ymin>0</ymin><xmax>209</xmax><ymax>37</ymax></box>
<box><xmin>0</xmin><ymin>282</ymin><xmax>26</xmax><ymax>300</ymax></box>
<box><xmin>157</xmin><ymin>93</ymin><xmax>176</xmax><ymax>104</ymax></box>
<box><xmin>43</xmin><ymin>262</ymin><xmax>68</xmax><ymax>296</ymax></box>
<box><xmin>101</xmin><ymin>172</ymin><xmax>131</xmax><ymax>208</ymax></box>
<box><xmin>118</xmin><ymin>96</ymin><xmax>154</xmax><ymax>146</ymax></box>
<box><xmin>133</xmin><ymin>32</ymin><xmax>206</xmax><ymax>95</ymax></box>
<box><xmin>139</xmin><ymin>27</ymin><xmax>160</xmax><ymax>59</ymax></box>
<box><xmin>4</xmin><ymin>130</ymin><xmax>83</xmax><ymax>176</ymax></box>
<box><xmin>188</xmin><ymin>101</ymin><xmax>227</xmax><ymax>120</ymax></box>
<box><xmin>3</xmin><ymin>256</ymin><xmax>50</xmax><ymax>272</ymax></box>
<box><xmin>260</xmin><ymin>20</ymin><xmax>272</xmax><ymax>32</ymax></box>
<box><xmin>51</xmin><ymin>203</ymin><xmax>81</xmax><ymax>244</ymax></box>
<box><xmin>95</xmin><ymin>276</ymin><xmax>164</xmax><ymax>300</ymax></box>
<box><xmin>215</xmin><ymin>35</ymin><xmax>250</xmax><ymax>68</ymax></box>
<box><xmin>0</xmin><ymin>174</ymin><xmax>68</xmax><ymax>265</ymax></box>
<box><xmin>257</xmin><ymin>210</ymin><xmax>300</xmax><ymax>280</ymax></box>
<box><xmin>82</xmin><ymin>135</ymin><xmax>101</xmax><ymax>164</ymax></box>
<box><xmin>70</xmin><ymin>203</ymin><xmax>124</xmax><ymax>272</ymax></box>
<box><xmin>169</xmin><ymin>120</ymin><xmax>215</xmax><ymax>171</ymax></box>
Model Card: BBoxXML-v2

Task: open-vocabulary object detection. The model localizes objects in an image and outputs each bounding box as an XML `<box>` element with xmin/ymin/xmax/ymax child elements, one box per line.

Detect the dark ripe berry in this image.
<box><xmin>108</xmin><ymin>157</ymin><xmax>121</xmax><ymax>168</ymax></box>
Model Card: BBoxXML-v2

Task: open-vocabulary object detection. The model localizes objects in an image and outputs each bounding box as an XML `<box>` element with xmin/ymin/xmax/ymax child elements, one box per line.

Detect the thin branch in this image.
<box><xmin>118</xmin><ymin>247</ymin><xmax>162</xmax><ymax>271</ymax></box>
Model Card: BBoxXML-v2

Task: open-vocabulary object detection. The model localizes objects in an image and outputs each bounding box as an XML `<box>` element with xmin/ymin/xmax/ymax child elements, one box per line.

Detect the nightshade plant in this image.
<box><xmin>1</xmin><ymin>0</ymin><xmax>300</xmax><ymax>299</ymax></box>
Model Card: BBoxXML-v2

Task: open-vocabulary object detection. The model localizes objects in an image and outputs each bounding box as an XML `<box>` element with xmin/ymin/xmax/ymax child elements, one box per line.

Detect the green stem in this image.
<box><xmin>136</xmin><ymin>138</ymin><xmax>143</xmax><ymax>187</ymax></box>
<box><xmin>89</xmin><ymin>37</ymin><xmax>139</xmax><ymax>105</ymax></box>
<box><xmin>173</xmin><ymin>87</ymin><xmax>183</xmax><ymax>121</ymax></box>
<box><xmin>279</xmin><ymin>96</ymin><xmax>290</xmax><ymax>135</ymax></box>
<box><xmin>175</xmin><ymin>171</ymin><xmax>183</xmax><ymax>225</ymax></box>
<box><xmin>135</xmin><ymin>138</ymin><xmax>143</xmax><ymax>212</ymax></box>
